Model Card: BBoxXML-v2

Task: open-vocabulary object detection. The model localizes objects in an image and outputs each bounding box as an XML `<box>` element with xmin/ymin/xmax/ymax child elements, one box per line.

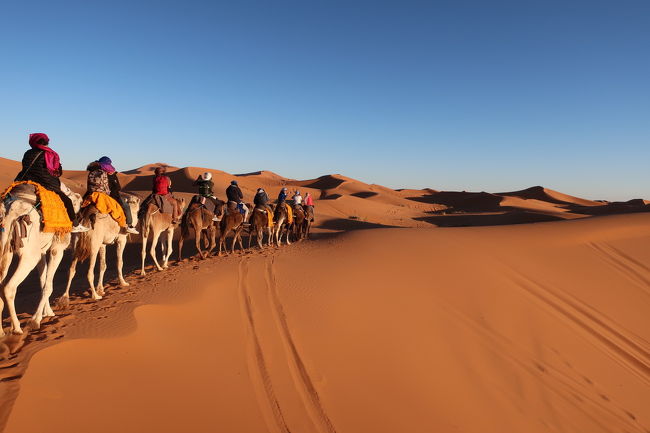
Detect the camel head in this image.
<box><xmin>60</xmin><ymin>182</ymin><xmax>83</xmax><ymax>213</ymax></box>
<box><xmin>122</xmin><ymin>193</ymin><xmax>141</xmax><ymax>227</ymax></box>
<box><xmin>214</xmin><ymin>199</ymin><xmax>226</xmax><ymax>222</ymax></box>
<box><xmin>178</xmin><ymin>197</ymin><xmax>186</xmax><ymax>213</ymax></box>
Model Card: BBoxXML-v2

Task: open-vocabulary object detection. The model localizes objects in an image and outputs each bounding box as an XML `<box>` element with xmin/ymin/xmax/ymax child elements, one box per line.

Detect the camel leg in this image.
<box><xmin>286</xmin><ymin>226</ymin><xmax>292</xmax><ymax>245</ymax></box>
<box><xmin>163</xmin><ymin>228</ymin><xmax>173</xmax><ymax>268</ymax></box>
<box><xmin>97</xmin><ymin>245</ymin><xmax>107</xmax><ymax>296</ymax></box>
<box><xmin>202</xmin><ymin>229</ymin><xmax>210</xmax><ymax>249</ymax></box>
<box><xmin>41</xmin><ymin>250</ymin><xmax>58</xmax><ymax>319</ymax></box>
<box><xmin>61</xmin><ymin>257</ymin><xmax>79</xmax><ymax>308</ymax></box>
<box><xmin>194</xmin><ymin>225</ymin><xmax>204</xmax><ymax>259</ymax></box>
<box><xmin>31</xmin><ymin>246</ymin><xmax>65</xmax><ymax>329</ymax></box>
<box><xmin>149</xmin><ymin>231</ymin><xmax>164</xmax><ymax>271</ymax></box>
<box><xmin>206</xmin><ymin>226</ymin><xmax>216</xmax><ymax>256</ymax></box>
<box><xmin>3</xmin><ymin>252</ymin><xmax>41</xmax><ymax>334</ymax></box>
<box><xmin>0</xmin><ymin>250</ymin><xmax>13</xmax><ymax>282</ymax></box>
<box><xmin>36</xmin><ymin>254</ymin><xmax>47</xmax><ymax>290</ymax></box>
<box><xmin>116</xmin><ymin>236</ymin><xmax>129</xmax><ymax>286</ymax></box>
<box><xmin>87</xmin><ymin>246</ymin><xmax>102</xmax><ymax>300</ymax></box>
<box><xmin>178</xmin><ymin>230</ymin><xmax>185</xmax><ymax>262</ymax></box>
<box><xmin>218</xmin><ymin>233</ymin><xmax>225</xmax><ymax>256</ymax></box>
<box><xmin>141</xmin><ymin>234</ymin><xmax>148</xmax><ymax>275</ymax></box>
<box><xmin>236</xmin><ymin>228</ymin><xmax>244</xmax><ymax>252</ymax></box>
<box><xmin>30</xmin><ymin>255</ymin><xmax>48</xmax><ymax>328</ymax></box>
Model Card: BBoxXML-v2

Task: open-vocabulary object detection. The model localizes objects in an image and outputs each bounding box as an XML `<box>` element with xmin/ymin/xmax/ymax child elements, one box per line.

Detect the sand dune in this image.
<box><xmin>500</xmin><ymin>186</ymin><xmax>604</xmax><ymax>207</ymax></box>
<box><xmin>1</xmin><ymin>157</ymin><xmax>646</xmax><ymax>229</ymax></box>
<box><xmin>4</xmin><ymin>213</ymin><xmax>650</xmax><ymax>433</ymax></box>
<box><xmin>1</xmin><ymin>154</ymin><xmax>649</xmax><ymax>432</ymax></box>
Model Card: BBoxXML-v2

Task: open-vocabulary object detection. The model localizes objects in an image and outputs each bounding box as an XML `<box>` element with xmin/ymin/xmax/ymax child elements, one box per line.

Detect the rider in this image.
<box><xmin>152</xmin><ymin>166</ymin><xmax>181</xmax><ymax>224</ymax></box>
<box><xmin>14</xmin><ymin>133</ymin><xmax>89</xmax><ymax>232</ymax></box>
<box><xmin>292</xmin><ymin>190</ymin><xmax>303</xmax><ymax>207</ymax></box>
<box><xmin>277</xmin><ymin>187</ymin><xmax>288</xmax><ymax>204</ymax></box>
<box><xmin>304</xmin><ymin>192</ymin><xmax>314</xmax><ymax>207</ymax></box>
<box><xmin>193</xmin><ymin>172</ymin><xmax>215</xmax><ymax>198</ymax></box>
<box><xmin>226</xmin><ymin>180</ymin><xmax>248</xmax><ymax>221</ymax></box>
<box><xmin>304</xmin><ymin>191</ymin><xmax>315</xmax><ymax>222</ymax></box>
<box><xmin>254</xmin><ymin>187</ymin><xmax>273</xmax><ymax>213</ymax></box>
<box><xmin>89</xmin><ymin>157</ymin><xmax>138</xmax><ymax>234</ymax></box>
<box><xmin>193</xmin><ymin>172</ymin><xmax>220</xmax><ymax>221</ymax></box>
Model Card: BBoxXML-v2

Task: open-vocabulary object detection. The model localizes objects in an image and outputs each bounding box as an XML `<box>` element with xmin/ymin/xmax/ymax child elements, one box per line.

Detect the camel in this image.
<box><xmin>59</xmin><ymin>193</ymin><xmax>140</xmax><ymax>307</ymax></box>
<box><xmin>272</xmin><ymin>203</ymin><xmax>292</xmax><ymax>246</ymax></box>
<box><xmin>0</xmin><ymin>183</ymin><xmax>81</xmax><ymax>335</ymax></box>
<box><xmin>140</xmin><ymin>196</ymin><xmax>185</xmax><ymax>275</ymax></box>
<box><xmin>247</xmin><ymin>205</ymin><xmax>274</xmax><ymax>249</ymax></box>
<box><xmin>291</xmin><ymin>204</ymin><xmax>306</xmax><ymax>242</ymax></box>
<box><xmin>178</xmin><ymin>198</ymin><xmax>225</xmax><ymax>260</ymax></box>
<box><xmin>302</xmin><ymin>205</ymin><xmax>314</xmax><ymax>239</ymax></box>
<box><xmin>217</xmin><ymin>202</ymin><xmax>246</xmax><ymax>255</ymax></box>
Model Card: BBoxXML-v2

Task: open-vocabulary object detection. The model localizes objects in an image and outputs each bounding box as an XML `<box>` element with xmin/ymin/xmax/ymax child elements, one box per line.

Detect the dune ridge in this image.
<box><xmin>0</xmin><ymin>158</ymin><xmax>646</xmax><ymax>230</ymax></box>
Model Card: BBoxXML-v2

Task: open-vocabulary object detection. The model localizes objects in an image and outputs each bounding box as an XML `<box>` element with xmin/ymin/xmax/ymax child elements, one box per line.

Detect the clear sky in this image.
<box><xmin>1</xmin><ymin>0</ymin><xmax>648</xmax><ymax>200</ymax></box>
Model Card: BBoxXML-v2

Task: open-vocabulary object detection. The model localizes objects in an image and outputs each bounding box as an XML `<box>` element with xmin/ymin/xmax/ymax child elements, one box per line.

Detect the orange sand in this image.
<box><xmin>4</xmin><ymin>213</ymin><xmax>650</xmax><ymax>433</ymax></box>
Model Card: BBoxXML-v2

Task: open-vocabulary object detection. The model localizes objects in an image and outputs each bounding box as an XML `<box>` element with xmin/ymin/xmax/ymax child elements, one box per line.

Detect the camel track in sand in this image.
<box><xmin>510</xmin><ymin>271</ymin><xmax>650</xmax><ymax>386</ymax></box>
<box><xmin>237</xmin><ymin>257</ymin><xmax>337</xmax><ymax>433</ymax></box>
<box><xmin>238</xmin><ymin>258</ymin><xmax>292</xmax><ymax>433</ymax></box>
<box><xmin>588</xmin><ymin>242</ymin><xmax>650</xmax><ymax>296</ymax></box>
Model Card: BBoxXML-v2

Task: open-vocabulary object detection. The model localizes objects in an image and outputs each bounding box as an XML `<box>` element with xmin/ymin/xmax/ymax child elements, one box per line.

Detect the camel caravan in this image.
<box><xmin>0</xmin><ymin>133</ymin><xmax>315</xmax><ymax>336</ymax></box>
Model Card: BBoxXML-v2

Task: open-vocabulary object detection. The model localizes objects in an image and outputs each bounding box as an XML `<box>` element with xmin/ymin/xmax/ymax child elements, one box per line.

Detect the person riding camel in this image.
<box><xmin>277</xmin><ymin>187</ymin><xmax>288</xmax><ymax>204</ymax></box>
<box><xmin>304</xmin><ymin>192</ymin><xmax>314</xmax><ymax>207</ymax></box>
<box><xmin>276</xmin><ymin>187</ymin><xmax>293</xmax><ymax>224</ymax></box>
<box><xmin>292</xmin><ymin>190</ymin><xmax>303</xmax><ymax>208</ymax></box>
<box><xmin>254</xmin><ymin>188</ymin><xmax>270</xmax><ymax>209</ymax></box>
<box><xmin>14</xmin><ymin>133</ymin><xmax>89</xmax><ymax>232</ymax></box>
<box><xmin>86</xmin><ymin>157</ymin><xmax>139</xmax><ymax>234</ymax></box>
<box><xmin>194</xmin><ymin>172</ymin><xmax>215</xmax><ymax>198</ymax></box>
<box><xmin>253</xmin><ymin>187</ymin><xmax>274</xmax><ymax>227</ymax></box>
<box><xmin>226</xmin><ymin>180</ymin><xmax>248</xmax><ymax>221</ymax></box>
<box><xmin>304</xmin><ymin>191</ymin><xmax>315</xmax><ymax>222</ymax></box>
<box><xmin>192</xmin><ymin>172</ymin><xmax>220</xmax><ymax>221</ymax></box>
<box><xmin>152</xmin><ymin>166</ymin><xmax>181</xmax><ymax>224</ymax></box>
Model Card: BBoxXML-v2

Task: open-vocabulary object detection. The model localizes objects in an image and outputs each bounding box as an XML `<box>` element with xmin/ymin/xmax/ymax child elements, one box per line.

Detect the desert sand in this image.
<box><xmin>0</xmin><ymin>157</ymin><xmax>649</xmax><ymax>433</ymax></box>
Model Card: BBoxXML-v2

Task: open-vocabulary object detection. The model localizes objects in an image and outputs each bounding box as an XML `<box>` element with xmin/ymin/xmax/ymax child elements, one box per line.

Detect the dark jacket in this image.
<box><xmin>107</xmin><ymin>172</ymin><xmax>122</xmax><ymax>200</ymax></box>
<box><xmin>254</xmin><ymin>191</ymin><xmax>269</xmax><ymax>206</ymax></box>
<box><xmin>277</xmin><ymin>191</ymin><xmax>287</xmax><ymax>203</ymax></box>
<box><xmin>15</xmin><ymin>148</ymin><xmax>61</xmax><ymax>191</ymax></box>
<box><xmin>193</xmin><ymin>177</ymin><xmax>214</xmax><ymax>197</ymax></box>
<box><xmin>226</xmin><ymin>184</ymin><xmax>243</xmax><ymax>202</ymax></box>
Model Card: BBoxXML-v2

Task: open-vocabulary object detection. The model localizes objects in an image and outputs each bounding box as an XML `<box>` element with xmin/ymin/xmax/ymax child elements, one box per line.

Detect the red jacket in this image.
<box><xmin>304</xmin><ymin>195</ymin><xmax>314</xmax><ymax>206</ymax></box>
<box><xmin>153</xmin><ymin>175</ymin><xmax>171</xmax><ymax>195</ymax></box>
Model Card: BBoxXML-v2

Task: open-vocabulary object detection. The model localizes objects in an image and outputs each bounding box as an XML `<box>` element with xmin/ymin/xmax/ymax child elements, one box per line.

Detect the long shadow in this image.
<box><xmin>317</xmin><ymin>218</ymin><xmax>398</xmax><ymax>231</ymax></box>
<box><xmin>303</xmin><ymin>175</ymin><xmax>346</xmax><ymax>190</ymax></box>
<box><xmin>407</xmin><ymin>189</ymin><xmax>650</xmax><ymax>217</ymax></box>
<box><xmin>414</xmin><ymin>211</ymin><xmax>565</xmax><ymax>227</ymax></box>
<box><xmin>406</xmin><ymin>191</ymin><xmax>503</xmax><ymax>212</ymax></box>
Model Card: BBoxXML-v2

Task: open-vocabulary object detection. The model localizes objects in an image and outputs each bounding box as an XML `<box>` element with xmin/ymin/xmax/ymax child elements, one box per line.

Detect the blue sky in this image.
<box><xmin>1</xmin><ymin>0</ymin><xmax>648</xmax><ymax>200</ymax></box>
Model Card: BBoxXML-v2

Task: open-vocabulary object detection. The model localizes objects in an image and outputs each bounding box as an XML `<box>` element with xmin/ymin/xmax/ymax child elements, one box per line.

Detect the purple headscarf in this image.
<box><xmin>98</xmin><ymin>156</ymin><xmax>116</xmax><ymax>174</ymax></box>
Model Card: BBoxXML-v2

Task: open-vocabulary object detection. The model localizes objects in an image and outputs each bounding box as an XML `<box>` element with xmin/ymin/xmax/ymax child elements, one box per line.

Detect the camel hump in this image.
<box><xmin>5</xmin><ymin>183</ymin><xmax>38</xmax><ymax>204</ymax></box>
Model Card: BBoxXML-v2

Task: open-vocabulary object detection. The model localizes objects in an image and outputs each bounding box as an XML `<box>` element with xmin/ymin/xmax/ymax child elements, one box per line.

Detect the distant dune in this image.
<box><xmin>0</xmin><ymin>158</ymin><xmax>647</xmax><ymax>231</ymax></box>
